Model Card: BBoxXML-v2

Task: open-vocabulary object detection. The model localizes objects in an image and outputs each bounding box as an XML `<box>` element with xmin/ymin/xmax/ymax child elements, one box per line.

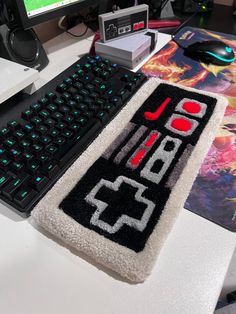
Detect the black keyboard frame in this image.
<box><xmin>0</xmin><ymin>55</ymin><xmax>147</xmax><ymax>217</ymax></box>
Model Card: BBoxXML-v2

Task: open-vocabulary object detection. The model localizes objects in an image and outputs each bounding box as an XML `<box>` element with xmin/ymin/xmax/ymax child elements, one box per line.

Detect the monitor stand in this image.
<box><xmin>0</xmin><ymin>24</ymin><xmax>49</xmax><ymax>71</ymax></box>
<box><xmin>0</xmin><ymin>57</ymin><xmax>39</xmax><ymax>103</ymax></box>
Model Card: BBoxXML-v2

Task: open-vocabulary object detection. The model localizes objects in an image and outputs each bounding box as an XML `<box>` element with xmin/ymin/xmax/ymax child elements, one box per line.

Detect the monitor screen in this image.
<box><xmin>12</xmin><ymin>0</ymin><xmax>99</xmax><ymax>29</ymax></box>
<box><xmin>23</xmin><ymin>0</ymin><xmax>84</xmax><ymax>18</ymax></box>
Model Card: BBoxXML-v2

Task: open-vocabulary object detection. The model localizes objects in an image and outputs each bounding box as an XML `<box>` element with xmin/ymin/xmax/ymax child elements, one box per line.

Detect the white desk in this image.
<box><xmin>0</xmin><ymin>24</ymin><xmax>235</xmax><ymax>314</ymax></box>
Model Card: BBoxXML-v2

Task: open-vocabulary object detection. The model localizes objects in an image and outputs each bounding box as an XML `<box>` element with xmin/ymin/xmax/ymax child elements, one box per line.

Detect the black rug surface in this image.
<box><xmin>32</xmin><ymin>79</ymin><xmax>226</xmax><ymax>282</ymax></box>
<box><xmin>60</xmin><ymin>83</ymin><xmax>216</xmax><ymax>252</ymax></box>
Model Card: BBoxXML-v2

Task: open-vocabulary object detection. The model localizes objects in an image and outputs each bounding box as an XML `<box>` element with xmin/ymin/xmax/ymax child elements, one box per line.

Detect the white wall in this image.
<box><xmin>214</xmin><ymin>0</ymin><xmax>233</xmax><ymax>5</ymax></box>
<box><xmin>34</xmin><ymin>19</ymin><xmax>63</xmax><ymax>43</ymax></box>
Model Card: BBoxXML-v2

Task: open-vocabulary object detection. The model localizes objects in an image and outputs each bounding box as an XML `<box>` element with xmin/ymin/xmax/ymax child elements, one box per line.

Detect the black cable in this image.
<box><xmin>0</xmin><ymin>2</ymin><xmax>6</xmax><ymax>25</ymax></box>
<box><xmin>0</xmin><ymin>1</ymin><xmax>15</xmax><ymax>27</ymax></box>
<box><xmin>171</xmin><ymin>11</ymin><xmax>199</xmax><ymax>48</ymax></box>
<box><xmin>64</xmin><ymin>4</ymin><xmax>99</xmax><ymax>35</ymax></box>
<box><xmin>161</xmin><ymin>0</ymin><xmax>170</xmax><ymax>10</ymax></box>
<box><xmin>171</xmin><ymin>0</ymin><xmax>207</xmax><ymax>47</ymax></box>
<box><xmin>66</xmin><ymin>25</ymin><xmax>89</xmax><ymax>37</ymax></box>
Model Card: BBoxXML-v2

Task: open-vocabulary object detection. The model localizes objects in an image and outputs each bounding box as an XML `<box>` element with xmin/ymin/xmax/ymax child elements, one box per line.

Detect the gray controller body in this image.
<box><xmin>99</xmin><ymin>4</ymin><xmax>149</xmax><ymax>43</ymax></box>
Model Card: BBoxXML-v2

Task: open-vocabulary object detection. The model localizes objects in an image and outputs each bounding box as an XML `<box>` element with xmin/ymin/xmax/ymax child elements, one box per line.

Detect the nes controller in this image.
<box><xmin>99</xmin><ymin>4</ymin><xmax>149</xmax><ymax>43</ymax></box>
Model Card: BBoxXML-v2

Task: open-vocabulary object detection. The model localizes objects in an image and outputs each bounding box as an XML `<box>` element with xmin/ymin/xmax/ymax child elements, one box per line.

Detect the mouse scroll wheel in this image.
<box><xmin>225</xmin><ymin>47</ymin><xmax>233</xmax><ymax>53</ymax></box>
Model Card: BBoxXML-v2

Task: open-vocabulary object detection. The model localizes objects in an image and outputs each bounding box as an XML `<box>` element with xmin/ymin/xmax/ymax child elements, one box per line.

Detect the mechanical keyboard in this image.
<box><xmin>0</xmin><ymin>54</ymin><xmax>146</xmax><ymax>217</ymax></box>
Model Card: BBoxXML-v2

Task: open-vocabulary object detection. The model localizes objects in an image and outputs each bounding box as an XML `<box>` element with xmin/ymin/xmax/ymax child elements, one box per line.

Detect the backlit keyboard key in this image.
<box><xmin>14</xmin><ymin>188</ymin><xmax>37</xmax><ymax>209</ymax></box>
<box><xmin>0</xmin><ymin>53</ymin><xmax>146</xmax><ymax>215</ymax></box>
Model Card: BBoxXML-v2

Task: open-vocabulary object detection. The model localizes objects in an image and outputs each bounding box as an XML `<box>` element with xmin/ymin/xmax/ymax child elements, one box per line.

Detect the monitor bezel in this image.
<box><xmin>13</xmin><ymin>0</ymin><xmax>97</xmax><ymax>29</ymax></box>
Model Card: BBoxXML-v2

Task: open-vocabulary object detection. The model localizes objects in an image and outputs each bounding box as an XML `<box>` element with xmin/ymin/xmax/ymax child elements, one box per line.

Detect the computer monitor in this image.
<box><xmin>12</xmin><ymin>0</ymin><xmax>99</xmax><ymax>29</ymax></box>
<box><xmin>0</xmin><ymin>0</ymin><xmax>102</xmax><ymax>70</ymax></box>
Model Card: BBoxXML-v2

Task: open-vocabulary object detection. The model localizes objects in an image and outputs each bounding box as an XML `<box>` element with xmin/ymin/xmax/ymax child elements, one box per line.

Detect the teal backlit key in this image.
<box><xmin>0</xmin><ymin>53</ymin><xmax>146</xmax><ymax>215</ymax></box>
<box><xmin>2</xmin><ymin>173</ymin><xmax>29</xmax><ymax>200</ymax></box>
<box><xmin>14</xmin><ymin>188</ymin><xmax>37</xmax><ymax>209</ymax></box>
<box><xmin>0</xmin><ymin>171</ymin><xmax>11</xmax><ymax>189</ymax></box>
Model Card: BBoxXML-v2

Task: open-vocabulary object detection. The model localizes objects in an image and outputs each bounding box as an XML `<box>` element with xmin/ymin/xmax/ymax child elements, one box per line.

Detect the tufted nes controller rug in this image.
<box><xmin>31</xmin><ymin>78</ymin><xmax>227</xmax><ymax>282</ymax></box>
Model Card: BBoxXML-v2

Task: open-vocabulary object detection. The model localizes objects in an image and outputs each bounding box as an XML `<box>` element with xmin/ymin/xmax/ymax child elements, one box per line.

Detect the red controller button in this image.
<box><xmin>165</xmin><ymin>114</ymin><xmax>199</xmax><ymax>137</ymax></box>
<box><xmin>139</xmin><ymin>21</ymin><xmax>145</xmax><ymax>29</ymax></box>
<box><xmin>171</xmin><ymin>118</ymin><xmax>192</xmax><ymax>132</ymax></box>
<box><xmin>130</xmin><ymin>149</ymin><xmax>146</xmax><ymax>167</ymax></box>
<box><xmin>133</xmin><ymin>23</ymin><xmax>139</xmax><ymax>30</ymax></box>
<box><xmin>182</xmin><ymin>101</ymin><xmax>201</xmax><ymax>114</ymax></box>
<box><xmin>175</xmin><ymin>98</ymin><xmax>207</xmax><ymax>118</ymax></box>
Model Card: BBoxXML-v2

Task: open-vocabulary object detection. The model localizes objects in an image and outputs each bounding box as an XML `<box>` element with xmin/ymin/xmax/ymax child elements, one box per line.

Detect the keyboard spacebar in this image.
<box><xmin>55</xmin><ymin>118</ymin><xmax>101</xmax><ymax>166</ymax></box>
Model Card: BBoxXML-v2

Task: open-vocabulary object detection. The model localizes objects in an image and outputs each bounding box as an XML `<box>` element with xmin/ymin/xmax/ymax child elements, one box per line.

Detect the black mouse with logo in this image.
<box><xmin>184</xmin><ymin>40</ymin><xmax>235</xmax><ymax>66</ymax></box>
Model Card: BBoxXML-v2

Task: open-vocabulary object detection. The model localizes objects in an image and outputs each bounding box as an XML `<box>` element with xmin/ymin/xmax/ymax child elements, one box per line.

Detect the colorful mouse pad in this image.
<box><xmin>32</xmin><ymin>79</ymin><xmax>227</xmax><ymax>282</ymax></box>
<box><xmin>140</xmin><ymin>27</ymin><xmax>236</xmax><ymax>232</ymax></box>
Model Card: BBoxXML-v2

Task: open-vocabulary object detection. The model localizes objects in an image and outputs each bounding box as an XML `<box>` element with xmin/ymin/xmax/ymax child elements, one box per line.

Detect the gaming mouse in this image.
<box><xmin>183</xmin><ymin>40</ymin><xmax>235</xmax><ymax>66</ymax></box>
